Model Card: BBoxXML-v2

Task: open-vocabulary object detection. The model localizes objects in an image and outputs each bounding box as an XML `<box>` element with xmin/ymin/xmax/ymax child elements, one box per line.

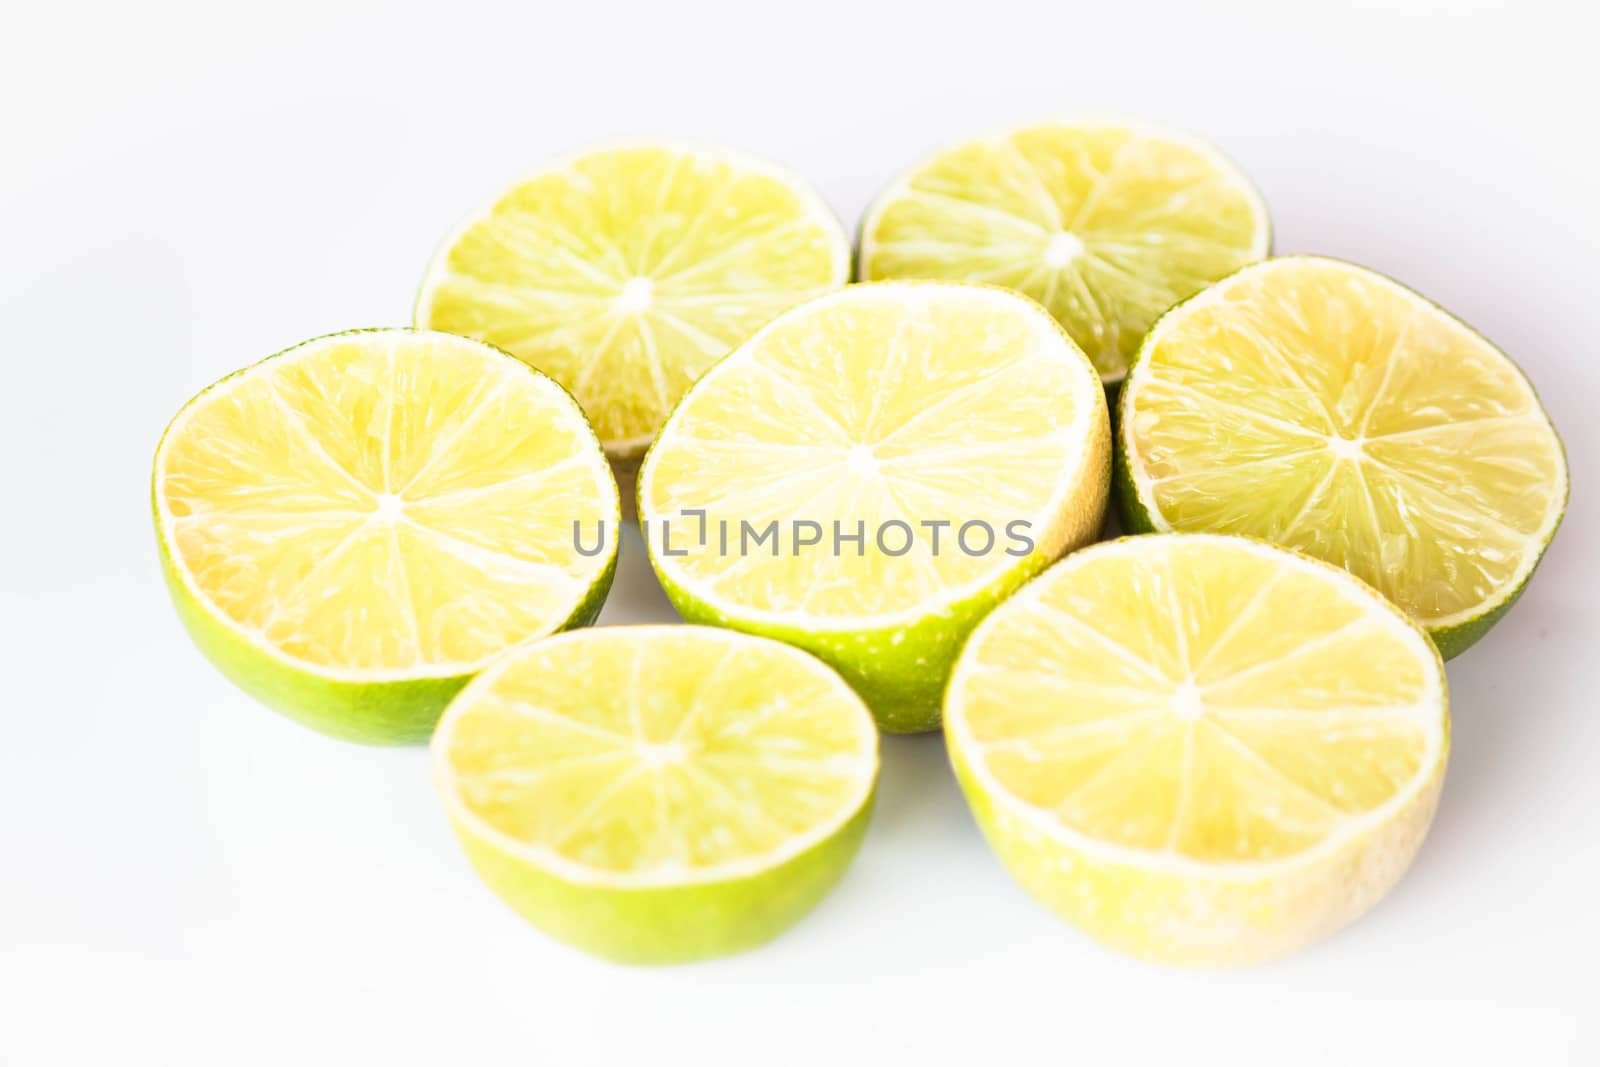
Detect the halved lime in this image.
<box><xmin>1117</xmin><ymin>256</ymin><xmax>1569</xmax><ymax>656</ymax></box>
<box><xmin>858</xmin><ymin>118</ymin><xmax>1270</xmax><ymax>384</ymax></box>
<box><xmin>416</xmin><ymin>144</ymin><xmax>851</xmax><ymax>458</ymax></box>
<box><xmin>153</xmin><ymin>329</ymin><xmax>620</xmax><ymax>744</ymax></box>
<box><xmin>945</xmin><ymin>533</ymin><xmax>1449</xmax><ymax>966</ymax></box>
<box><xmin>639</xmin><ymin>282</ymin><xmax>1110</xmax><ymax>733</ymax></box>
<box><xmin>432</xmin><ymin>625</ymin><xmax>878</xmax><ymax>964</ymax></box>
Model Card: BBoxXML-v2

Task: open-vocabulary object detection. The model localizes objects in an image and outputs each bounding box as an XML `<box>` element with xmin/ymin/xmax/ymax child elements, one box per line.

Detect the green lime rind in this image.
<box><xmin>154</xmin><ymin>528</ymin><xmax>616</xmax><ymax>745</ymax></box>
<box><xmin>650</xmin><ymin>552</ymin><xmax>1057</xmax><ymax>734</ymax></box>
<box><xmin>946</xmin><ymin>733</ymin><xmax>1446</xmax><ymax>967</ymax></box>
<box><xmin>1110</xmin><ymin>381</ymin><xmax>1158</xmax><ymax>536</ymax></box>
<box><xmin>1425</xmin><ymin>546</ymin><xmax>1552</xmax><ymax>659</ymax></box>
<box><xmin>451</xmin><ymin>796</ymin><xmax>873</xmax><ymax>965</ymax></box>
<box><xmin>1113</xmin><ymin>256</ymin><xmax>1570</xmax><ymax>660</ymax></box>
<box><xmin>152</xmin><ymin>328</ymin><xmax>621</xmax><ymax>745</ymax></box>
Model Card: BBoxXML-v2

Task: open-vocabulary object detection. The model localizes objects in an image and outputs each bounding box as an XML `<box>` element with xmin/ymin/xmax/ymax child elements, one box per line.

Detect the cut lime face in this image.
<box><xmin>432</xmin><ymin>625</ymin><xmax>878</xmax><ymax>964</ymax></box>
<box><xmin>858</xmin><ymin>119</ymin><xmax>1270</xmax><ymax>383</ymax></box>
<box><xmin>945</xmin><ymin>534</ymin><xmax>1448</xmax><ymax>966</ymax></box>
<box><xmin>416</xmin><ymin>144</ymin><xmax>851</xmax><ymax>455</ymax></box>
<box><xmin>153</xmin><ymin>329</ymin><xmax>620</xmax><ymax>743</ymax></box>
<box><xmin>1117</xmin><ymin>256</ymin><xmax>1569</xmax><ymax>656</ymax></box>
<box><xmin>639</xmin><ymin>282</ymin><xmax>1110</xmax><ymax>733</ymax></box>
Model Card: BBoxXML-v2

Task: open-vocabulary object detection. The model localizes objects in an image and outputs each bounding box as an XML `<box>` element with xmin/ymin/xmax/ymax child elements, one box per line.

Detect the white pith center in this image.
<box><xmin>845</xmin><ymin>444</ymin><xmax>878</xmax><ymax>476</ymax></box>
<box><xmin>372</xmin><ymin>492</ymin><xmax>405</xmax><ymax>521</ymax></box>
<box><xmin>1328</xmin><ymin>435</ymin><xmax>1365</xmax><ymax>461</ymax></box>
<box><xmin>1170</xmin><ymin>680</ymin><xmax>1205</xmax><ymax>722</ymax></box>
<box><xmin>614</xmin><ymin>276</ymin><xmax>655</xmax><ymax>315</ymax></box>
<box><xmin>1044</xmin><ymin>232</ymin><xmax>1086</xmax><ymax>269</ymax></box>
<box><xmin>637</xmin><ymin>741</ymin><xmax>685</xmax><ymax>768</ymax></box>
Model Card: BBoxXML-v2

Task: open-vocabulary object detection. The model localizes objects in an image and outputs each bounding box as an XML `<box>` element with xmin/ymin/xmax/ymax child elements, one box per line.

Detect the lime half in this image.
<box><xmin>946</xmin><ymin>533</ymin><xmax>1448</xmax><ymax>966</ymax></box>
<box><xmin>1117</xmin><ymin>256</ymin><xmax>1569</xmax><ymax>656</ymax></box>
<box><xmin>433</xmin><ymin>625</ymin><xmax>878</xmax><ymax>964</ymax></box>
<box><xmin>416</xmin><ymin>144</ymin><xmax>850</xmax><ymax>457</ymax></box>
<box><xmin>153</xmin><ymin>329</ymin><xmax>620</xmax><ymax>744</ymax></box>
<box><xmin>639</xmin><ymin>282</ymin><xmax>1109</xmax><ymax>733</ymax></box>
<box><xmin>859</xmin><ymin>118</ymin><xmax>1270</xmax><ymax>384</ymax></box>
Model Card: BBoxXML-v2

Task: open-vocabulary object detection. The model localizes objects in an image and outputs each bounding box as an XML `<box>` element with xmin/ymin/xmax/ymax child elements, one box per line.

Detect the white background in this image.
<box><xmin>2</xmin><ymin>1</ymin><xmax>1595</xmax><ymax>1063</ymax></box>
